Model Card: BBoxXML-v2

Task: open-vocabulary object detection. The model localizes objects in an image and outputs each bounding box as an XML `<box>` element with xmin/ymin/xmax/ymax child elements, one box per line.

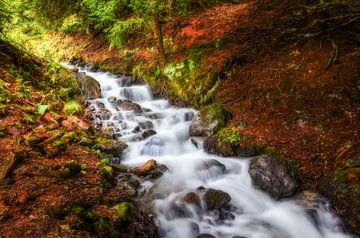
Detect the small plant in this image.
<box><xmin>217</xmin><ymin>127</ymin><xmax>249</xmax><ymax>145</ymax></box>
<box><xmin>38</xmin><ymin>104</ymin><xmax>49</xmax><ymax>116</ymax></box>
<box><xmin>63</xmin><ymin>99</ymin><xmax>82</xmax><ymax>115</ymax></box>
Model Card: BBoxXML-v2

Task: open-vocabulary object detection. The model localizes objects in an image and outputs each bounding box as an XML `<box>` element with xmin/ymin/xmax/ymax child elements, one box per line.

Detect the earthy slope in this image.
<box><xmin>0</xmin><ymin>40</ymin><xmax>158</xmax><ymax>238</ymax></box>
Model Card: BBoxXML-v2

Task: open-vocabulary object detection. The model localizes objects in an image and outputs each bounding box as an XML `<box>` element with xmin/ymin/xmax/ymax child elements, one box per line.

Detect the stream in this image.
<box><xmin>69</xmin><ymin>65</ymin><xmax>351</xmax><ymax>238</ymax></box>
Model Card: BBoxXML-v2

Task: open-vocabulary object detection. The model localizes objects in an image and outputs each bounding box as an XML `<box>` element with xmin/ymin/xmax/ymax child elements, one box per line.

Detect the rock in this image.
<box><xmin>132</xmin><ymin>159</ymin><xmax>168</xmax><ymax>179</ymax></box>
<box><xmin>169</xmin><ymin>202</ymin><xmax>192</xmax><ymax>218</ymax></box>
<box><xmin>197</xmin><ymin>234</ymin><xmax>216</xmax><ymax>238</ymax></box>
<box><xmin>42</xmin><ymin>112</ymin><xmax>58</xmax><ymax>125</ymax></box>
<box><xmin>142</xmin><ymin>130</ymin><xmax>156</xmax><ymax>139</ymax></box>
<box><xmin>76</xmin><ymin>72</ymin><xmax>101</xmax><ymax>100</ymax></box>
<box><xmin>196</xmin><ymin>159</ymin><xmax>226</xmax><ymax>173</ymax></box>
<box><xmin>88</xmin><ymin>64</ymin><xmax>99</xmax><ymax>72</ymax></box>
<box><xmin>69</xmin><ymin>56</ymin><xmax>78</xmax><ymax>65</ymax></box>
<box><xmin>248</xmin><ymin>155</ymin><xmax>298</xmax><ymax>199</ymax></box>
<box><xmin>189</xmin><ymin>114</ymin><xmax>218</xmax><ymax>137</ymax></box>
<box><xmin>96</xmin><ymin>109</ymin><xmax>112</xmax><ymax>120</ymax></box>
<box><xmin>96</xmin><ymin>102</ymin><xmax>105</xmax><ymax>109</ymax></box>
<box><xmin>115</xmin><ymin>174</ymin><xmax>140</xmax><ymax>197</ymax></box>
<box><xmin>116</xmin><ymin>100</ymin><xmax>142</xmax><ymax>113</ymax></box>
<box><xmin>95</xmin><ymin>137</ymin><xmax>128</xmax><ymax>156</ymax></box>
<box><xmin>183</xmin><ymin>192</ymin><xmax>201</xmax><ymax>206</ymax></box>
<box><xmin>132</xmin><ymin>126</ymin><xmax>141</xmax><ymax>133</ymax></box>
<box><xmin>204</xmin><ymin>136</ymin><xmax>257</xmax><ymax>157</ymax></box>
<box><xmin>139</xmin><ymin>121</ymin><xmax>153</xmax><ymax>130</ymax></box>
<box><xmin>144</xmin><ymin>112</ymin><xmax>165</xmax><ymax>119</ymax></box>
<box><xmin>0</xmin><ymin>153</ymin><xmax>18</xmax><ymax>181</ymax></box>
<box><xmin>108</xmin><ymin>96</ymin><xmax>117</xmax><ymax>103</ymax></box>
<box><xmin>296</xmin><ymin>191</ymin><xmax>326</xmax><ymax>212</ymax></box>
<box><xmin>61</xmin><ymin>116</ymin><xmax>91</xmax><ymax>132</ymax></box>
<box><xmin>184</xmin><ymin>111</ymin><xmax>195</xmax><ymax>121</ymax></box>
<box><xmin>119</xmin><ymin>76</ymin><xmax>145</xmax><ymax>87</ymax></box>
<box><xmin>203</xmin><ymin>188</ymin><xmax>231</xmax><ymax>211</ymax></box>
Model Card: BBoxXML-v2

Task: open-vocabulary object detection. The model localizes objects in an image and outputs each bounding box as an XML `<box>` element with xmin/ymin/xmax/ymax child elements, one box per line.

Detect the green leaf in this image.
<box><xmin>38</xmin><ymin>104</ymin><xmax>49</xmax><ymax>116</ymax></box>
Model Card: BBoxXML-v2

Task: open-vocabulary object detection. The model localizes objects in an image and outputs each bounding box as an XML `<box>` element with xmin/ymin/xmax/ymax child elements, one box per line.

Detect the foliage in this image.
<box><xmin>37</xmin><ymin>104</ymin><xmax>49</xmax><ymax>115</ymax></box>
<box><xmin>217</xmin><ymin>127</ymin><xmax>248</xmax><ymax>145</ymax></box>
<box><xmin>63</xmin><ymin>99</ymin><xmax>82</xmax><ymax>115</ymax></box>
<box><xmin>0</xmin><ymin>0</ymin><xmax>10</xmax><ymax>32</ymax></box>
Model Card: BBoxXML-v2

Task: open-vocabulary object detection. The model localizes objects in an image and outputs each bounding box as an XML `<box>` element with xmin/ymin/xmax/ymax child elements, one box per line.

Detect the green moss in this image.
<box><xmin>63</xmin><ymin>99</ymin><xmax>82</xmax><ymax>115</ymax></box>
<box><xmin>217</xmin><ymin>127</ymin><xmax>248</xmax><ymax>145</ymax></box>
<box><xmin>264</xmin><ymin>146</ymin><xmax>279</xmax><ymax>157</ymax></box>
<box><xmin>200</xmin><ymin>102</ymin><xmax>231</xmax><ymax>132</ymax></box>
<box><xmin>115</xmin><ymin>202</ymin><xmax>133</xmax><ymax>226</ymax></box>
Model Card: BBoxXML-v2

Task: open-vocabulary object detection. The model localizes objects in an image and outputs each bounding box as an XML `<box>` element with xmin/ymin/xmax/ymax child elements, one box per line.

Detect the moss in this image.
<box><xmin>200</xmin><ymin>102</ymin><xmax>231</xmax><ymax>132</ymax></box>
<box><xmin>217</xmin><ymin>127</ymin><xmax>248</xmax><ymax>145</ymax></box>
<box><xmin>264</xmin><ymin>146</ymin><xmax>279</xmax><ymax>157</ymax></box>
<box><xmin>115</xmin><ymin>202</ymin><xmax>133</xmax><ymax>226</ymax></box>
<box><xmin>63</xmin><ymin>99</ymin><xmax>82</xmax><ymax>115</ymax></box>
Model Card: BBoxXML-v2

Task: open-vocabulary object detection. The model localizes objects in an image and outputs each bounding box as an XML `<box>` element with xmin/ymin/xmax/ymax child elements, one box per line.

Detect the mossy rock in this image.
<box><xmin>200</xmin><ymin>103</ymin><xmax>232</xmax><ymax>130</ymax></box>
<box><xmin>95</xmin><ymin>137</ymin><xmax>128</xmax><ymax>156</ymax></box>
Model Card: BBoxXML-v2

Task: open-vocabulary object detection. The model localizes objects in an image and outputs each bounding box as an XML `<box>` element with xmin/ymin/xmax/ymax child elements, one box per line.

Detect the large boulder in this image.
<box><xmin>249</xmin><ymin>155</ymin><xmax>298</xmax><ymax>199</ymax></box>
<box><xmin>76</xmin><ymin>72</ymin><xmax>101</xmax><ymax>100</ymax></box>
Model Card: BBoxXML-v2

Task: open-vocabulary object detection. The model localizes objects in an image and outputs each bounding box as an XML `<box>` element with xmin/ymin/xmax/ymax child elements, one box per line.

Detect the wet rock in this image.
<box><xmin>61</xmin><ymin>116</ymin><xmax>91</xmax><ymax>132</ymax></box>
<box><xmin>169</xmin><ymin>202</ymin><xmax>192</xmax><ymax>218</ymax></box>
<box><xmin>203</xmin><ymin>188</ymin><xmax>231</xmax><ymax>211</ymax></box>
<box><xmin>139</xmin><ymin>121</ymin><xmax>153</xmax><ymax>130</ymax></box>
<box><xmin>204</xmin><ymin>136</ymin><xmax>257</xmax><ymax>157</ymax></box>
<box><xmin>96</xmin><ymin>102</ymin><xmax>105</xmax><ymax>109</ymax></box>
<box><xmin>185</xmin><ymin>111</ymin><xmax>195</xmax><ymax>121</ymax></box>
<box><xmin>144</xmin><ymin>112</ymin><xmax>165</xmax><ymax>119</ymax></box>
<box><xmin>76</xmin><ymin>72</ymin><xmax>101</xmax><ymax>100</ymax></box>
<box><xmin>197</xmin><ymin>234</ymin><xmax>216</xmax><ymax>238</ymax></box>
<box><xmin>95</xmin><ymin>137</ymin><xmax>128</xmax><ymax>156</ymax></box>
<box><xmin>119</xmin><ymin>76</ymin><xmax>145</xmax><ymax>87</ymax></box>
<box><xmin>96</xmin><ymin>109</ymin><xmax>112</xmax><ymax>120</ymax></box>
<box><xmin>196</xmin><ymin>159</ymin><xmax>226</xmax><ymax>173</ymax></box>
<box><xmin>190</xmin><ymin>222</ymin><xmax>200</xmax><ymax>236</ymax></box>
<box><xmin>248</xmin><ymin>155</ymin><xmax>298</xmax><ymax>199</ymax></box>
<box><xmin>115</xmin><ymin>174</ymin><xmax>140</xmax><ymax>197</ymax></box>
<box><xmin>69</xmin><ymin>56</ymin><xmax>78</xmax><ymax>65</ymax></box>
<box><xmin>132</xmin><ymin>126</ymin><xmax>141</xmax><ymax>133</ymax></box>
<box><xmin>88</xmin><ymin>64</ymin><xmax>99</xmax><ymax>72</ymax></box>
<box><xmin>116</xmin><ymin>100</ymin><xmax>142</xmax><ymax>113</ymax></box>
<box><xmin>142</xmin><ymin>130</ymin><xmax>156</xmax><ymax>139</ymax></box>
<box><xmin>108</xmin><ymin>96</ymin><xmax>117</xmax><ymax>103</ymax></box>
<box><xmin>296</xmin><ymin>191</ymin><xmax>326</xmax><ymax>212</ymax></box>
<box><xmin>132</xmin><ymin>159</ymin><xmax>168</xmax><ymax>179</ymax></box>
<box><xmin>183</xmin><ymin>192</ymin><xmax>201</xmax><ymax>206</ymax></box>
<box><xmin>189</xmin><ymin>114</ymin><xmax>218</xmax><ymax>137</ymax></box>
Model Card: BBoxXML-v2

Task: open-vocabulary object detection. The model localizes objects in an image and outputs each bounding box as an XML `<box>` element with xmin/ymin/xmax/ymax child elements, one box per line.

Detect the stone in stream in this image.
<box><xmin>132</xmin><ymin>126</ymin><xmax>141</xmax><ymax>133</ymax></box>
<box><xmin>144</xmin><ymin>112</ymin><xmax>166</xmax><ymax>120</ymax></box>
<box><xmin>202</xmin><ymin>188</ymin><xmax>231</xmax><ymax>211</ymax></box>
<box><xmin>132</xmin><ymin>159</ymin><xmax>168</xmax><ymax>179</ymax></box>
<box><xmin>184</xmin><ymin>111</ymin><xmax>195</xmax><ymax>121</ymax></box>
<box><xmin>96</xmin><ymin>102</ymin><xmax>105</xmax><ymax>109</ymax></box>
<box><xmin>183</xmin><ymin>192</ymin><xmax>201</xmax><ymax>207</ymax></box>
<box><xmin>115</xmin><ymin>100</ymin><xmax>142</xmax><ymax>114</ymax></box>
<box><xmin>76</xmin><ymin>72</ymin><xmax>101</xmax><ymax>100</ymax></box>
<box><xmin>139</xmin><ymin>121</ymin><xmax>154</xmax><ymax>130</ymax></box>
<box><xmin>142</xmin><ymin>130</ymin><xmax>156</xmax><ymax>139</ymax></box>
<box><xmin>196</xmin><ymin>234</ymin><xmax>216</xmax><ymax>238</ymax></box>
<box><xmin>204</xmin><ymin>135</ymin><xmax>257</xmax><ymax>157</ymax></box>
<box><xmin>108</xmin><ymin>96</ymin><xmax>117</xmax><ymax>103</ymax></box>
<box><xmin>119</xmin><ymin>76</ymin><xmax>145</xmax><ymax>87</ymax></box>
<box><xmin>189</xmin><ymin>114</ymin><xmax>218</xmax><ymax>137</ymax></box>
<box><xmin>95</xmin><ymin>109</ymin><xmax>112</xmax><ymax>120</ymax></box>
<box><xmin>95</xmin><ymin>137</ymin><xmax>128</xmax><ymax>156</ymax></box>
<box><xmin>248</xmin><ymin>155</ymin><xmax>298</xmax><ymax>199</ymax></box>
<box><xmin>196</xmin><ymin>159</ymin><xmax>226</xmax><ymax>173</ymax></box>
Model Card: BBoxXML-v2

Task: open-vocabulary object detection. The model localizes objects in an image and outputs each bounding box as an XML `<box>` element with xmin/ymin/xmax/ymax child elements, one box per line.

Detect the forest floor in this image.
<box><xmin>0</xmin><ymin>40</ymin><xmax>158</xmax><ymax>238</ymax></box>
<box><xmin>62</xmin><ymin>1</ymin><xmax>360</xmax><ymax>235</ymax></box>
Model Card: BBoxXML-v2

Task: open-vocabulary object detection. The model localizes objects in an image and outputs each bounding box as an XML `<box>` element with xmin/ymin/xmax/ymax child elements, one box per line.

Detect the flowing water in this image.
<box><xmin>68</xmin><ymin>65</ymin><xmax>352</xmax><ymax>238</ymax></box>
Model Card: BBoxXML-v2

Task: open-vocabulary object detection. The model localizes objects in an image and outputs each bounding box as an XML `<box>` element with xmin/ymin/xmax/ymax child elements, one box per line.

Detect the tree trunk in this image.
<box><xmin>151</xmin><ymin>15</ymin><xmax>166</xmax><ymax>69</ymax></box>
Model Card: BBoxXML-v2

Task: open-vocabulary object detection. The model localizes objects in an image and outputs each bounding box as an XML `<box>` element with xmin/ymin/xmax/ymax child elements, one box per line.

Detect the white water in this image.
<box><xmin>69</xmin><ymin>65</ymin><xmax>352</xmax><ymax>238</ymax></box>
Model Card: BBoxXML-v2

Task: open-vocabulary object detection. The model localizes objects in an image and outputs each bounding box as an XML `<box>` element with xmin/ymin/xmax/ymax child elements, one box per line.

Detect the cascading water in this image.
<box><xmin>68</xmin><ymin>65</ymin><xmax>352</xmax><ymax>238</ymax></box>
